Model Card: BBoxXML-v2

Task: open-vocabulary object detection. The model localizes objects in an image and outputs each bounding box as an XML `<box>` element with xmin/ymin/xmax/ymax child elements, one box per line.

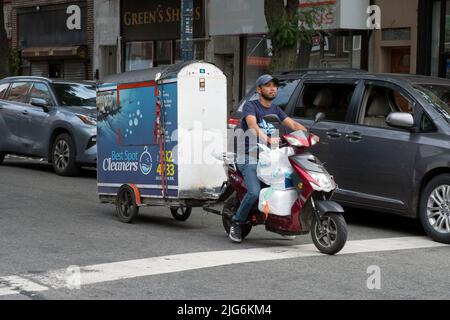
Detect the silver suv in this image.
<box><xmin>0</xmin><ymin>76</ymin><xmax>97</xmax><ymax>176</ymax></box>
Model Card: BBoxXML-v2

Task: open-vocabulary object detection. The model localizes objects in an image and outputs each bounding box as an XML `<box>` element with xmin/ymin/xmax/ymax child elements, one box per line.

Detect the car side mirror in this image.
<box><xmin>386</xmin><ymin>112</ymin><xmax>414</xmax><ymax>130</ymax></box>
<box><xmin>30</xmin><ymin>97</ymin><xmax>49</xmax><ymax>112</ymax></box>
<box><xmin>263</xmin><ymin>114</ymin><xmax>281</xmax><ymax>124</ymax></box>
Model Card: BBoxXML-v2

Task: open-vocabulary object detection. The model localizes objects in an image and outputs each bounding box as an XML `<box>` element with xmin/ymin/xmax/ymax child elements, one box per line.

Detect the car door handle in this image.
<box><xmin>346</xmin><ymin>132</ymin><xmax>362</xmax><ymax>142</ymax></box>
<box><xmin>326</xmin><ymin>129</ymin><xmax>343</xmax><ymax>139</ymax></box>
<box><xmin>22</xmin><ymin>110</ymin><xmax>29</xmax><ymax>115</ymax></box>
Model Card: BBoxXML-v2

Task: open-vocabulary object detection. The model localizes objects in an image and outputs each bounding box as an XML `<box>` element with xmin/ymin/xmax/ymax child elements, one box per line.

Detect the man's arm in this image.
<box><xmin>282</xmin><ymin>117</ymin><xmax>307</xmax><ymax>132</ymax></box>
<box><xmin>245</xmin><ymin>115</ymin><xmax>272</xmax><ymax>144</ymax></box>
<box><xmin>282</xmin><ymin>117</ymin><xmax>321</xmax><ymax>142</ymax></box>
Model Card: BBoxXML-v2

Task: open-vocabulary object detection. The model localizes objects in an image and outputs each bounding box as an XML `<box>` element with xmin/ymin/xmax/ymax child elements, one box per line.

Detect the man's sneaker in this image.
<box><xmin>229</xmin><ymin>222</ymin><xmax>242</xmax><ymax>243</ymax></box>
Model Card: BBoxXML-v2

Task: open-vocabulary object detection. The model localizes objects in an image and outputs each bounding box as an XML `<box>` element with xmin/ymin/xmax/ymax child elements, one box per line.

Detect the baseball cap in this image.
<box><xmin>256</xmin><ymin>74</ymin><xmax>280</xmax><ymax>87</ymax></box>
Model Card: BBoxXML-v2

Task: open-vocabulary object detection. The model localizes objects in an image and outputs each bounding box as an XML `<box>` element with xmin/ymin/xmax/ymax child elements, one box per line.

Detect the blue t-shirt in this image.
<box><xmin>238</xmin><ymin>100</ymin><xmax>288</xmax><ymax>161</ymax></box>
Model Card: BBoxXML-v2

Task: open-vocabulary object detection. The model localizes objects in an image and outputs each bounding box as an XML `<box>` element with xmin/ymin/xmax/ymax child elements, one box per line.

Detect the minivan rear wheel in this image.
<box><xmin>420</xmin><ymin>174</ymin><xmax>450</xmax><ymax>244</ymax></box>
<box><xmin>51</xmin><ymin>133</ymin><xmax>80</xmax><ymax>176</ymax></box>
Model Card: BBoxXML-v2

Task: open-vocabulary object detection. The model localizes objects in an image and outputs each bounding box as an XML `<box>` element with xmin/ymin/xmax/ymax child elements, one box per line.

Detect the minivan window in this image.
<box><xmin>53</xmin><ymin>83</ymin><xmax>97</xmax><ymax>107</ymax></box>
<box><xmin>414</xmin><ymin>85</ymin><xmax>450</xmax><ymax>124</ymax></box>
<box><xmin>0</xmin><ymin>83</ymin><xmax>9</xmax><ymax>99</ymax></box>
<box><xmin>7</xmin><ymin>82</ymin><xmax>32</xmax><ymax>103</ymax></box>
<box><xmin>359</xmin><ymin>85</ymin><xmax>415</xmax><ymax>129</ymax></box>
<box><xmin>237</xmin><ymin>79</ymin><xmax>300</xmax><ymax>112</ymax></box>
<box><xmin>294</xmin><ymin>83</ymin><xmax>356</xmax><ymax>122</ymax></box>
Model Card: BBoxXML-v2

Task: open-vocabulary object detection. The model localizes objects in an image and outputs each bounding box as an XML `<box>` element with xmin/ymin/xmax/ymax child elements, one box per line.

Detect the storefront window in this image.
<box><xmin>431</xmin><ymin>1</ymin><xmax>441</xmax><ymax>77</ymax></box>
<box><xmin>311</xmin><ymin>33</ymin><xmax>362</xmax><ymax>69</ymax></box>
<box><xmin>243</xmin><ymin>33</ymin><xmax>362</xmax><ymax>96</ymax></box>
<box><xmin>444</xmin><ymin>0</ymin><xmax>450</xmax><ymax>78</ymax></box>
<box><xmin>430</xmin><ymin>0</ymin><xmax>450</xmax><ymax>78</ymax></box>
<box><xmin>243</xmin><ymin>36</ymin><xmax>272</xmax><ymax>95</ymax></box>
<box><xmin>445</xmin><ymin>0</ymin><xmax>450</xmax><ymax>54</ymax></box>
<box><xmin>125</xmin><ymin>41</ymin><xmax>154</xmax><ymax>72</ymax></box>
<box><xmin>155</xmin><ymin>40</ymin><xmax>173</xmax><ymax>67</ymax></box>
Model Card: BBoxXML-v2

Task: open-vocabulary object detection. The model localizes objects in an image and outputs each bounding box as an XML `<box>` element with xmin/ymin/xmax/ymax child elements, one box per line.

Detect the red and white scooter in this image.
<box><xmin>219</xmin><ymin>113</ymin><xmax>347</xmax><ymax>255</ymax></box>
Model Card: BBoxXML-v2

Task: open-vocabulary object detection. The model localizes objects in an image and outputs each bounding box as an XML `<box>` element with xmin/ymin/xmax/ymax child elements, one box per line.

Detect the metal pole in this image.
<box><xmin>181</xmin><ymin>0</ymin><xmax>194</xmax><ymax>61</ymax></box>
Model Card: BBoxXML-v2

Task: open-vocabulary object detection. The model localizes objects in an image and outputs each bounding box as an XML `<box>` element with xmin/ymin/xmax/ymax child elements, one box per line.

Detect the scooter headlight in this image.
<box><xmin>286</xmin><ymin>136</ymin><xmax>304</xmax><ymax>147</ymax></box>
<box><xmin>308</xmin><ymin>172</ymin><xmax>335</xmax><ymax>192</ymax></box>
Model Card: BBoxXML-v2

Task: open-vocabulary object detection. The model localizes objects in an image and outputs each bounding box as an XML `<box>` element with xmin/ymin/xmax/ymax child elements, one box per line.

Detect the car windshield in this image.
<box><xmin>414</xmin><ymin>84</ymin><xmax>450</xmax><ymax>124</ymax></box>
<box><xmin>53</xmin><ymin>83</ymin><xmax>97</xmax><ymax>107</ymax></box>
<box><xmin>237</xmin><ymin>79</ymin><xmax>300</xmax><ymax>112</ymax></box>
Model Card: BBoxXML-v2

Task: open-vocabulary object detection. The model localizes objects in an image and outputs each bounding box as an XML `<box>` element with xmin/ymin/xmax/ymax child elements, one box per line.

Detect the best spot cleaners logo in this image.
<box><xmin>139</xmin><ymin>147</ymin><xmax>153</xmax><ymax>176</ymax></box>
<box><xmin>102</xmin><ymin>148</ymin><xmax>152</xmax><ymax>175</ymax></box>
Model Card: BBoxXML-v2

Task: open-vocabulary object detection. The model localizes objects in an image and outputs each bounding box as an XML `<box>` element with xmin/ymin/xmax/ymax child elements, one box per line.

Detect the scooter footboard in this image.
<box><xmin>316</xmin><ymin>201</ymin><xmax>345</xmax><ymax>216</ymax></box>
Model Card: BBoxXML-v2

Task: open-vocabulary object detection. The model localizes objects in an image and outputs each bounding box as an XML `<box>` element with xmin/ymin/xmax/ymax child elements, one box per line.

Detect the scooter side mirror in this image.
<box><xmin>264</xmin><ymin>114</ymin><xmax>282</xmax><ymax>124</ymax></box>
<box><xmin>314</xmin><ymin>112</ymin><xmax>326</xmax><ymax>123</ymax></box>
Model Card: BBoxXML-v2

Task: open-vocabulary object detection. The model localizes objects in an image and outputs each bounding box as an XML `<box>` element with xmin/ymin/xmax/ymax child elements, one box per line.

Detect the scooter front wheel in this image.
<box><xmin>311</xmin><ymin>213</ymin><xmax>347</xmax><ymax>255</ymax></box>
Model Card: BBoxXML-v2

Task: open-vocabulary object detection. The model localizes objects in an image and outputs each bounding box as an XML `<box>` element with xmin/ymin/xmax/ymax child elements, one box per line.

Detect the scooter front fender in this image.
<box><xmin>315</xmin><ymin>200</ymin><xmax>345</xmax><ymax>216</ymax></box>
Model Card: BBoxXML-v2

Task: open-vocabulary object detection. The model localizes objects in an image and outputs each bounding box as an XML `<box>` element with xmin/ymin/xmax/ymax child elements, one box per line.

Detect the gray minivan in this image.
<box><xmin>0</xmin><ymin>76</ymin><xmax>97</xmax><ymax>176</ymax></box>
<box><xmin>229</xmin><ymin>71</ymin><xmax>450</xmax><ymax>244</ymax></box>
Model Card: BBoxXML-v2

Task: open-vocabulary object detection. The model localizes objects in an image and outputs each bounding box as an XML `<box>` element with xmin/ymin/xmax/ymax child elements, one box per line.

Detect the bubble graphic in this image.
<box><xmin>134</xmin><ymin>118</ymin><xmax>139</xmax><ymax>126</ymax></box>
<box><xmin>137</xmin><ymin>110</ymin><xmax>140</xmax><ymax>116</ymax></box>
<box><xmin>140</xmin><ymin>114</ymin><xmax>143</xmax><ymax>119</ymax></box>
<box><xmin>129</xmin><ymin>120</ymin><xmax>133</xmax><ymax>126</ymax></box>
<box><xmin>129</xmin><ymin>130</ymin><xmax>133</xmax><ymax>135</ymax></box>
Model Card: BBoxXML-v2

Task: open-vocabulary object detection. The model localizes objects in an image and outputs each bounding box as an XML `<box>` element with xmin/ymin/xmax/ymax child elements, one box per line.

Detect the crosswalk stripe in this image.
<box><xmin>0</xmin><ymin>236</ymin><xmax>447</xmax><ymax>297</ymax></box>
<box><xmin>0</xmin><ymin>276</ymin><xmax>48</xmax><ymax>297</ymax></box>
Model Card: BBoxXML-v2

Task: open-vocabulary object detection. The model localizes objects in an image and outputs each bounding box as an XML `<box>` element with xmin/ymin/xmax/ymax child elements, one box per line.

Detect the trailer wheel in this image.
<box><xmin>116</xmin><ymin>185</ymin><xmax>139</xmax><ymax>223</ymax></box>
<box><xmin>170</xmin><ymin>207</ymin><xmax>192</xmax><ymax>222</ymax></box>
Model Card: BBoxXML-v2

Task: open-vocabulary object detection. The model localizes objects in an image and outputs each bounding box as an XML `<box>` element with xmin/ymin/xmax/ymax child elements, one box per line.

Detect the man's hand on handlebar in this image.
<box><xmin>268</xmin><ymin>137</ymin><xmax>281</xmax><ymax>148</ymax></box>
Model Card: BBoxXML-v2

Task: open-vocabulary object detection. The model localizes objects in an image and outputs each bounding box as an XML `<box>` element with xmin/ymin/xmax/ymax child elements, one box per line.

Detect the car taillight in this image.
<box><xmin>228</xmin><ymin>118</ymin><xmax>240</xmax><ymax>129</ymax></box>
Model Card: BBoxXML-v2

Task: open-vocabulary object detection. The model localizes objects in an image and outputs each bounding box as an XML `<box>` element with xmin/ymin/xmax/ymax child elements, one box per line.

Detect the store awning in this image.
<box><xmin>21</xmin><ymin>46</ymin><xmax>88</xmax><ymax>60</ymax></box>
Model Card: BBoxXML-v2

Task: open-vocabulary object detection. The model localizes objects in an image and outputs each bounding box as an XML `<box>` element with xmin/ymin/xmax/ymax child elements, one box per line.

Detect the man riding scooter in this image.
<box><xmin>230</xmin><ymin>75</ymin><xmax>320</xmax><ymax>243</ymax></box>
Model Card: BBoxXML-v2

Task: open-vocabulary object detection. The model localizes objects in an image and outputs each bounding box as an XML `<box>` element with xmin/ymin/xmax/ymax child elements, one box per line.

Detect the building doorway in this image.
<box><xmin>49</xmin><ymin>63</ymin><xmax>64</xmax><ymax>78</ymax></box>
<box><xmin>390</xmin><ymin>47</ymin><xmax>411</xmax><ymax>74</ymax></box>
<box><xmin>100</xmin><ymin>46</ymin><xmax>118</xmax><ymax>79</ymax></box>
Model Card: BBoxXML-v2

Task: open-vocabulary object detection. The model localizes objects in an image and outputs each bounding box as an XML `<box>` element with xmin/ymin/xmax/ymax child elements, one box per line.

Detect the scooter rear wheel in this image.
<box><xmin>222</xmin><ymin>195</ymin><xmax>252</xmax><ymax>239</ymax></box>
<box><xmin>170</xmin><ymin>207</ymin><xmax>192</xmax><ymax>222</ymax></box>
<box><xmin>311</xmin><ymin>213</ymin><xmax>347</xmax><ymax>255</ymax></box>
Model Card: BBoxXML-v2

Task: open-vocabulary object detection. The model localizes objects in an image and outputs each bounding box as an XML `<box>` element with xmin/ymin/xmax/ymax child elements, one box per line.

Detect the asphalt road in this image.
<box><xmin>0</xmin><ymin>156</ymin><xmax>449</xmax><ymax>300</ymax></box>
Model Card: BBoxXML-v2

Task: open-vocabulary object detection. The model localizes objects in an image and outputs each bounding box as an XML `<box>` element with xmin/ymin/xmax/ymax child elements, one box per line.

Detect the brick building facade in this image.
<box><xmin>10</xmin><ymin>0</ymin><xmax>94</xmax><ymax>79</ymax></box>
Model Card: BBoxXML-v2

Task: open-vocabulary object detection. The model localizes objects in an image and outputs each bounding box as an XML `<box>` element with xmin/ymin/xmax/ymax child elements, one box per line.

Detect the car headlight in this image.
<box><xmin>308</xmin><ymin>171</ymin><xmax>335</xmax><ymax>192</ymax></box>
<box><xmin>76</xmin><ymin>114</ymin><xmax>97</xmax><ymax>126</ymax></box>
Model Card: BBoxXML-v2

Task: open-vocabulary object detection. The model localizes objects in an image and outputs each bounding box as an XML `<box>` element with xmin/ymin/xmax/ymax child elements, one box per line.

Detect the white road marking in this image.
<box><xmin>0</xmin><ymin>236</ymin><xmax>447</xmax><ymax>297</ymax></box>
<box><xmin>0</xmin><ymin>276</ymin><xmax>48</xmax><ymax>296</ymax></box>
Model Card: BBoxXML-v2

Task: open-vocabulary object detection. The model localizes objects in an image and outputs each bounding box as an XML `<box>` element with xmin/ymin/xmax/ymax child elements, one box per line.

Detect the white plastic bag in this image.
<box><xmin>258</xmin><ymin>187</ymin><xmax>298</xmax><ymax>217</ymax></box>
<box><xmin>257</xmin><ymin>145</ymin><xmax>295</xmax><ymax>190</ymax></box>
